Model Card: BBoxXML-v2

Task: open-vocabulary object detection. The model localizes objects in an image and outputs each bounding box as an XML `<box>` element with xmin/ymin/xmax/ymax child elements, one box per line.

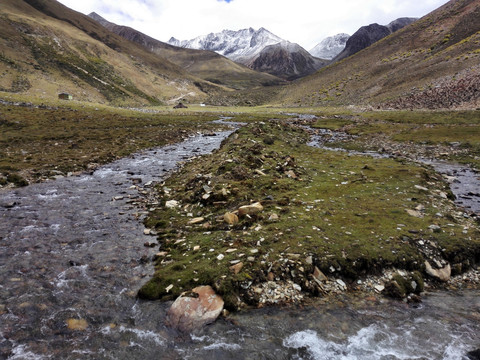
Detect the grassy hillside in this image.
<box><xmin>275</xmin><ymin>0</ymin><xmax>480</xmax><ymax>109</ymax></box>
<box><xmin>0</xmin><ymin>0</ymin><xmax>224</xmax><ymax>106</ymax></box>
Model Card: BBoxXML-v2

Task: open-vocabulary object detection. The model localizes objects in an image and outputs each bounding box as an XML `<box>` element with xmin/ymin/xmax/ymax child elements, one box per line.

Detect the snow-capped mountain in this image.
<box><xmin>168</xmin><ymin>27</ymin><xmax>285</xmax><ymax>64</ymax></box>
<box><xmin>309</xmin><ymin>33</ymin><xmax>350</xmax><ymax>60</ymax></box>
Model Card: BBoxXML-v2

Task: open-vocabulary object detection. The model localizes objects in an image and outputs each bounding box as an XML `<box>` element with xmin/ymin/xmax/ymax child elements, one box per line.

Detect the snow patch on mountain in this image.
<box><xmin>309</xmin><ymin>33</ymin><xmax>350</xmax><ymax>60</ymax></box>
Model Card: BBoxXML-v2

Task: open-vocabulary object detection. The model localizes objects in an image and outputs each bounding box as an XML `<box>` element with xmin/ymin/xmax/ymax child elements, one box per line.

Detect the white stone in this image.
<box><xmin>166</xmin><ymin>200</ymin><xmax>179</xmax><ymax>208</ymax></box>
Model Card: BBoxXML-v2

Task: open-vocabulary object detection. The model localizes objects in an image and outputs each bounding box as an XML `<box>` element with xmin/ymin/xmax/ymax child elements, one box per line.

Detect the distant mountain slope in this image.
<box><xmin>169</xmin><ymin>27</ymin><xmax>285</xmax><ymax>64</ymax></box>
<box><xmin>334</xmin><ymin>18</ymin><xmax>417</xmax><ymax>61</ymax></box>
<box><xmin>309</xmin><ymin>33</ymin><xmax>350</xmax><ymax>60</ymax></box>
<box><xmin>88</xmin><ymin>13</ymin><xmax>284</xmax><ymax>90</ymax></box>
<box><xmin>276</xmin><ymin>0</ymin><xmax>480</xmax><ymax>109</ymax></box>
<box><xmin>248</xmin><ymin>41</ymin><xmax>329</xmax><ymax>80</ymax></box>
<box><xmin>0</xmin><ymin>0</ymin><xmax>221</xmax><ymax>105</ymax></box>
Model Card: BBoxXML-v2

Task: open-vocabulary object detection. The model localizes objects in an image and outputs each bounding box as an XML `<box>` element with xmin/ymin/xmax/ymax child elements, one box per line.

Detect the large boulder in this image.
<box><xmin>165</xmin><ymin>285</ymin><xmax>224</xmax><ymax>332</ymax></box>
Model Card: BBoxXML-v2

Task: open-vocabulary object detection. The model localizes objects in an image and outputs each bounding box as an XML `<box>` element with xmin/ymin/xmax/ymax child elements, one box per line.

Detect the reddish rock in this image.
<box><xmin>166</xmin><ymin>285</ymin><xmax>224</xmax><ymax>332</ymax></box>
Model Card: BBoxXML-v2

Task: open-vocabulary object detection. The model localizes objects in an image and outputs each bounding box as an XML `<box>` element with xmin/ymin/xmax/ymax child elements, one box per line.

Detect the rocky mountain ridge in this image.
<box><xmin>334</xmin><ymin>17</ymin><xmax>417</xmax><ymax>61</ymax></box>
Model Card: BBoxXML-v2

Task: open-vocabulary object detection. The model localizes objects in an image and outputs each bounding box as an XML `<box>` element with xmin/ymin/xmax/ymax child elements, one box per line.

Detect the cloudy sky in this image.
<box><xmin>57</xmin><ymin>0</ymin><xmax>449</xmax><ymax>50</ymax></box>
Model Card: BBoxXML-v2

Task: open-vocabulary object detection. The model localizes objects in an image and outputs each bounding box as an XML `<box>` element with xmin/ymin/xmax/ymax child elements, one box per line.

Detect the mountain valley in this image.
<box><xmin>1</xmin><ymin>1</ymin><xmax>480</xmax><ymax>358</ymax></box>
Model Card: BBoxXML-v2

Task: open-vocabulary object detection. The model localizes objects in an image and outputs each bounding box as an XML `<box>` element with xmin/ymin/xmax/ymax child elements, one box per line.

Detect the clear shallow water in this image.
<box><xmin>0</xmin><ymin>121</ymin><xmax>479</xmax><ymax>359</ymax></box>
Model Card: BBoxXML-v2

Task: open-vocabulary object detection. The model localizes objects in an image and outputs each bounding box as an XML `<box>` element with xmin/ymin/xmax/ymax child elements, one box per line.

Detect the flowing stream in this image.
<box><xmin>0</xmin><ymin>120</ymin><xmax>479</xmax><ymax>359</ymax></box>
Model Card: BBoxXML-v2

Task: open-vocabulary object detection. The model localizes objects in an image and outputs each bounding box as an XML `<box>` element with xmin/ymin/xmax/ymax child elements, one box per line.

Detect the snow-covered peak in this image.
<box><xmin>168</xmin><ymin>28</ymin><xmax>285</xmax><ymax>64</ymax></box>
<box><xmin>309</xmin><ymin>33</ymin><xmax>350</xmax><ymax>60</ymax></box>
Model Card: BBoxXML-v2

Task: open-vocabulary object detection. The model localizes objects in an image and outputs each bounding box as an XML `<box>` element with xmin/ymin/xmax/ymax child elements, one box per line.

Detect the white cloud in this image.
<box><xmin>58</xmin><ymin>0</ymin><xmax>448</xmax><ymax>49</ymax></box>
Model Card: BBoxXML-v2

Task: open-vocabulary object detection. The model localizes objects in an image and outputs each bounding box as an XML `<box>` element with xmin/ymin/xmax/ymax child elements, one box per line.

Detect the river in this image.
<box><xmin>1</xmin><ymin>121</ymin><xmax>479</xmax><ymax>359</ymax></box>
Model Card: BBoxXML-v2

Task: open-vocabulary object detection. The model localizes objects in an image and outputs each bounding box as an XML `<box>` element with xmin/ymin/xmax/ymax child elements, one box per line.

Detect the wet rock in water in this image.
<box><xmin>467</xmin><ymin>349</ymin><xmax>480</xmax><ymax>360</ymax></box>
<box><xmin>238</xmin><ymin>202</ymin><xmax>263</xmax><ymax>217</ymax></box>
<box><xmin>224</xmin><ymin>212</ymin><xmax>239</xmax><ymax>225</ymax></box>
<box><xmin>66</xmin><ymin>318</ymin><xmax>88</xmax><ymax>331</ymax></box>
<box><xmin>425</xmin><ymin>261</ymin><xmax>451</xmax><ymax>282</ymax></box>
<box><xmin>2</xmin><ymin>202</ymin><xmax>17</xmax><ymax>209</ymax></box>
<box><xmin>166</xmin><ymin>285</ymin><xmax>224</xmax><ymax>333</ymax></box>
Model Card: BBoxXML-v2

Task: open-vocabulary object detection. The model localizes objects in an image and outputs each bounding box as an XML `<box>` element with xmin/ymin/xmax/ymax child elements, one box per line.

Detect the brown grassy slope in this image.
<box><xmin>0</xmin><ymin>0</ymin><xmax>224</xmax><ymax>105</ymax></box>
<box><xmin>88</xmin><ymin>14</ymin><xmax>285</xmax><ymax>91</ymax></box>
<box><xmin>275</xmin><ymin>0</ymin><xmax>480</xmax><ymax>109</ymax></box>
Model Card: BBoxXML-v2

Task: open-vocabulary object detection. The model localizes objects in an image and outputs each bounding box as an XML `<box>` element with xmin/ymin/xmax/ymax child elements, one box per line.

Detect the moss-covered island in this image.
<box><xmin>138</xmin><ymin>117</ymin><xmax>480</xmax><ymax>310</ymax></box>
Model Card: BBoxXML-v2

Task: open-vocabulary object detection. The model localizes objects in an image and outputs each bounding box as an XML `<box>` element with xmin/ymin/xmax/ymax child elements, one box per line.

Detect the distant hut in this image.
<box><xmin>173</xmin><ymin>102</ymin><xmax>188</xmax><ymax>109</ymax></box>
<box><xmin>58</xmin><ymin>92</ymin><xmax>72</xmax><ymax>100</ymax></box>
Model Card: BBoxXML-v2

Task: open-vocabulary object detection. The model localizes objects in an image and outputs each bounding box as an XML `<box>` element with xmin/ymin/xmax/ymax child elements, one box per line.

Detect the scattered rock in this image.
<box><xmin>224</xmin><ymin>212</ymin><xmax>239</xmax><ymax>225</ymax></box>
<box><xmin>230</xmin><ymin>262</ymin><xmax>243</xmax><ymax>274</ymax></box>
<box><xmin>268</xmin><ymin>213</ymin><xmax>279</xmax><ymax>221</ymax></box>
<box><xmin>165</xmin><ymin>200</ymin><xmax>179</xmax><ymax>208</ymax></box>
<box><xmin>406</xmin><ymin>209</ymin><xmax>423</xmax><ymax>218</ymax></box>
<box><xmin>414</xmin><ymin>185</ymin><xmax>429</xmax><ymax>192</ymax></box>
<box><xmin>336</xmin><ymin>279</ymin><xmax>347</xmax><ymax>290</ymax></box>
<box><xmin>425</xmin><ymin>261</ymin><xmax>451</xmax><ymax>282</ymax></box>
<box><xmin>238</xmin><ymin>202</ymin><xmax>264</xmax><ymax>217</ymax></box>
<box><xmin>284</xmin><ymin>170</ymin><xmax>297</xmax><ymax>179</ymax></box>
<box><xmin>166</xmin><ymin>285</ymin><xmax>224</xmax><ymax>332</ymax></box>
<box><xmin>312</xmin><ymin>266</ymin><xmax>328</xmax><ymax>282</ymax></box>
<box><xmin>188</xmin><ymin>217</ymin><xmax>205</xmax><ymax>225</ymax></box>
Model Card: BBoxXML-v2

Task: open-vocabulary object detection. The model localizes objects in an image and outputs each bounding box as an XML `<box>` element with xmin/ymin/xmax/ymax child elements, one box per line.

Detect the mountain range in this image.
<box><xmin>0</xmin><ymin>0</ymin><xmax>478</xmax><ymax>109</ymax></box>
<box><xmin>170</xmin><ymin>27</ymin><xmax>327</xmax><ymax>80</ymax></box>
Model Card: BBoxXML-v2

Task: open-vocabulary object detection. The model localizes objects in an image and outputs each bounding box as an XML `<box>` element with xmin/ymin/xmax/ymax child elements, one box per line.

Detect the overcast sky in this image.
<box><xmin>57</xmin><ymin>0</ymin><xmax>449</xmax><ymax>50</ymax></box>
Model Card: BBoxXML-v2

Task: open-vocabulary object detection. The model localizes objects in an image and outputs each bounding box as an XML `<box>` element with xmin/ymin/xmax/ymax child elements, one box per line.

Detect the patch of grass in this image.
<box><xmin>0</xmin><ymin>102</ymin><xmax>221</xmax><ymax>184</ymax></box>
<box><xmin>139</xmin><ymin>119</ymin><xmax>480</xmax><ymax>309</ymax></box>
